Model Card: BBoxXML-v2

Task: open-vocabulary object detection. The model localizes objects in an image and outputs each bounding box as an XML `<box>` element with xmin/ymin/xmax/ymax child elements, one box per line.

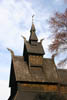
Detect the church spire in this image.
<box><xmin>29</xmin><ymin>15</ymin><xmax>38</xmax><ymax>42</ymax></box>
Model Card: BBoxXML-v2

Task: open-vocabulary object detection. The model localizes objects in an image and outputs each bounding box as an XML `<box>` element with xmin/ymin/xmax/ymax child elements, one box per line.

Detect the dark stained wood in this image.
<box><xmin>8</xmin><ymin>23</ymin><xmax>67</xmax><ymax>100</ymax></box>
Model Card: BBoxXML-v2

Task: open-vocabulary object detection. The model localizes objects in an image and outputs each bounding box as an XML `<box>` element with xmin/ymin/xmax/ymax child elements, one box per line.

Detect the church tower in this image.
<box><xmin>23</xmin><ymin>21</ymin><xmax>44</xmax><ymax>67</ymax></box>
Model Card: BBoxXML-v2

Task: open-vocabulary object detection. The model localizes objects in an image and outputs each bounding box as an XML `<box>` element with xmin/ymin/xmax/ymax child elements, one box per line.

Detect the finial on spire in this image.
<box><xmin>30</xmin><ymin>14</ymin><xmax>36</xmax><ymax>32</ymax></box>
<box><xmin>32</xmin><ymin>14</ymin><xmax>35</xmax><ymax>24</ymax></box>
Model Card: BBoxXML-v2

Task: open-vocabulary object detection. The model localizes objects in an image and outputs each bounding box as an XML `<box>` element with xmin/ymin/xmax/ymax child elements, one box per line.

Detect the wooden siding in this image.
<box><xmin>18</xmin><ymin>84</ymin><xmax>67</xmax><ymax>93</ymax></box>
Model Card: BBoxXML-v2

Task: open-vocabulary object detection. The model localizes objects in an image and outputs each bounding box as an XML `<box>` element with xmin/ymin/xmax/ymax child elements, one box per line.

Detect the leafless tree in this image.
<box><xmin>49</xmin><ymin>8</ymin><xmax>67</xmax><ymax>67</ymax></box>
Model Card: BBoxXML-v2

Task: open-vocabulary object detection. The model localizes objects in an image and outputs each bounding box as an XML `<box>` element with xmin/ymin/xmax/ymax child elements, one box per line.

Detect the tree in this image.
<box><xmin>49</xmin><ymin>8</ymin><xmax>67</xmax><ymax>67</ymax></box>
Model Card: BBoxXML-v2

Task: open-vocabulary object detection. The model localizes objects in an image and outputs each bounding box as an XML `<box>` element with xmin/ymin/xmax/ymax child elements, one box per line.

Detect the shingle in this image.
<box><xmin>10</xmin><ymin>56</ymin><xmax>59</xmax><ymax>86</ymax></box>
<box><xmin>58</xmin><ymin>69</ymin><xmax>67</xmax><ymax>85</ymax></box>
<box><xmin>29</xmin><ymin>31</ymin><xmax>38</xmax><ymax>41</ymax></box>
<box><xmin>25</xmin><ymin>42</ymin><xmax>45</xmax><ymax>54</ymax></box>
<box><xmin>43</xmin><ymin>59</ymin><xmax>59</xmax><ymax>83</ymax></box>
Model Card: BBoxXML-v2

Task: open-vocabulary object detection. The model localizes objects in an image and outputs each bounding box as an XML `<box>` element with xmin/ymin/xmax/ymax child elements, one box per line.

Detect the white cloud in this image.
<box><xmin>0</xmin><ymin>80</ymin><xmax>10</xmax><ymax>100</ymax></box>
<box><xmin>0</xmin><ymin>0</ymin><xmax>52</xmax><ymax>55</ymax></box>
<box><xmin>0</xmin><ymin>0</ymin><xmax>35</xmax><ymax>50</ymax></box>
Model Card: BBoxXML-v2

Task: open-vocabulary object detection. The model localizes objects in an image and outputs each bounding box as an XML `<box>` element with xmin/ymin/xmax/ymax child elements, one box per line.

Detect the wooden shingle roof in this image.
<box><xmin>25</xmin><ymin>41</ymin><xmax>45</xmax><ymax>54</ymax></box>
<box><xmin>58</xmin><ymin>69</ymin><xmax>67</xmax><ymax>85</ymax></box>
<box><xmin>9</xmin><ymin>56</ymin><xmax>59</xmax><ymax>87</ymax></box>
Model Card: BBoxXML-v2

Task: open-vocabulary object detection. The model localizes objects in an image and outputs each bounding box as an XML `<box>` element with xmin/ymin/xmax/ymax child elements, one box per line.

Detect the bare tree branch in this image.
<box><xmin>49</xmin><ymin>8</ymin><xmax>67</xmax><ymax>67</ymax></box>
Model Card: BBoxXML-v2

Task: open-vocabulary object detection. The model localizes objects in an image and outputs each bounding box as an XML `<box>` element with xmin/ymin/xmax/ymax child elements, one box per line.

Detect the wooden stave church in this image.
<box><xmin>8</xmin><ymin>21</ymin><xmax>67</xmax><ymax>100</ymax></box>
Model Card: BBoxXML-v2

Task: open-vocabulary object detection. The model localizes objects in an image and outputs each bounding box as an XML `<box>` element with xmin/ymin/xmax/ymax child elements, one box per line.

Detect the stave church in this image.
<box><xmin>8</xmin><ymin>17</ymin><xmax>67</xmax><ymax>100</ymax></box>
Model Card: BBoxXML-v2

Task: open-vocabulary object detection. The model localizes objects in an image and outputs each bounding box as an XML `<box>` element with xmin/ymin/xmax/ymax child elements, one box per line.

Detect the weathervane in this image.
<box><xmin>32</xmin><ymin>14</ymin><xmax>35</xmax><ymax>24</ymax></box>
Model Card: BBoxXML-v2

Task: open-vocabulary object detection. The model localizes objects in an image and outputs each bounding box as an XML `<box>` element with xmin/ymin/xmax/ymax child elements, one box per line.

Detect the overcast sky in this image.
<box><xmin>0</xmin><ymin>0</ymin><xmax>67</xmax><ymax>99</ymax></box>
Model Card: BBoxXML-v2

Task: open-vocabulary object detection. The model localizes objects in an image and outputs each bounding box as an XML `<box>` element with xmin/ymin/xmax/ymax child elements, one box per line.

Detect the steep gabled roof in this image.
<box><xmin>25</xmin><ymin>41</ymin><xmax>44</xmax><ymax>54</ymax></box>
<box><xmin>9</xmin><ymin>56</ymin><xmax>59</xmax><ymax>87</ymax></box>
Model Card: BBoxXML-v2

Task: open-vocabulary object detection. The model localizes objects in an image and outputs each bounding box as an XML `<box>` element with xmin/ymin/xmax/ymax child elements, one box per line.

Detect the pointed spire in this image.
<box><xmin>29</xmin><ymin>15</ymin><xmax>38</xmax><ymax>42</ymax></box>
